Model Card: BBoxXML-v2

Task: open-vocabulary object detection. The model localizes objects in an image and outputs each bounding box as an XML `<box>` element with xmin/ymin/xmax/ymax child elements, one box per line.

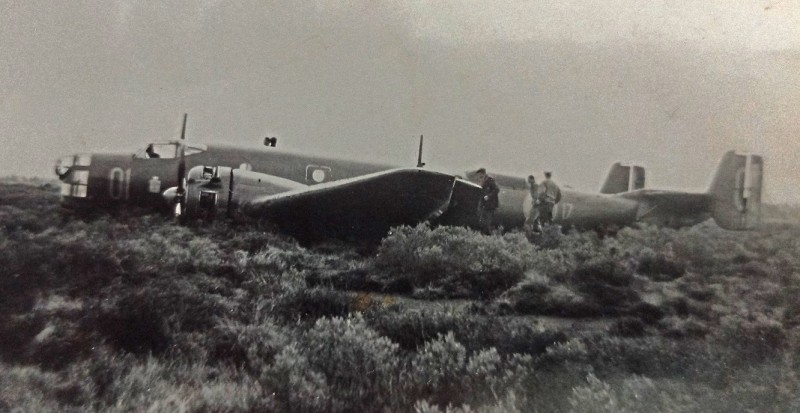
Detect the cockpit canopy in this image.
<box><xmin>134</xmin><ymin>142</ymin><xmax>207</xmax><ymax>159</ymax></box>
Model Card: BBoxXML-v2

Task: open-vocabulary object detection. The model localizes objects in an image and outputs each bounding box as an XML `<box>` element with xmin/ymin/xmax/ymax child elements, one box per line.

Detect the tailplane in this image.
<box><xmin>708</xmin><ymin>151</ymin><xmax>764</xmax><ymax>230</ymax></box>
<box><xmin>600</xmin><ymin>162</ymin><xmax>646</xmax><ymax>194</ymax></box>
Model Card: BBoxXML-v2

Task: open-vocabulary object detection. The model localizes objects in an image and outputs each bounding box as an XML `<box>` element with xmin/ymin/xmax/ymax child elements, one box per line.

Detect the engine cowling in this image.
<box><xmin>163</xmin><ymin>165</ymin><xmax>306</xmax><ymax>220</ymax></box>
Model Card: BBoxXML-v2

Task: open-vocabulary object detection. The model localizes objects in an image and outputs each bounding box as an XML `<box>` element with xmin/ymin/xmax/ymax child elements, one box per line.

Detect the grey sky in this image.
<box><xmin>2</xmin><ymin>1</ymin><xmax>798</xmax><ymax>202</ymax></box>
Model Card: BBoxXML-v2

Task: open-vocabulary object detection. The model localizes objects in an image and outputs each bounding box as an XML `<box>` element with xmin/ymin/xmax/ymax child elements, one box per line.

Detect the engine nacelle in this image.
<box><xmin>176</xmin><ymin>165</ymin><xmax>306</xmax><ymax>220</ymax></box>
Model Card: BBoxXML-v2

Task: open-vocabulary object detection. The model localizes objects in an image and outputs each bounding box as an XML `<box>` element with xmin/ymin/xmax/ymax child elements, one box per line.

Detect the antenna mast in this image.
<box><xmin>416</xmin><ymin>135</ymin><xmax>425</xmax><ymax>168</ymax></box>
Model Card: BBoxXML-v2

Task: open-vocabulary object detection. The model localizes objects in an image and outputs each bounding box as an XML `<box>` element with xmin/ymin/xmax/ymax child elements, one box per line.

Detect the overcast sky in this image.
<box><xmin>2</xmin><ymin>0</ymin><xmax>798</xmax><ymax>202</ymax></box>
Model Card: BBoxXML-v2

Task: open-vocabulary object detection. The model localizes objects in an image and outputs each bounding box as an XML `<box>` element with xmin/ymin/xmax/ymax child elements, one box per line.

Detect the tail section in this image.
<box><xmin>600</xmin><ymin>163</ymin><xmax>646</xmax><ymax>194</ymax></box>
<box><xmin>708</xmin><ymin>151</ymin><xmax>764</xmax><ymax>230</ymax></box>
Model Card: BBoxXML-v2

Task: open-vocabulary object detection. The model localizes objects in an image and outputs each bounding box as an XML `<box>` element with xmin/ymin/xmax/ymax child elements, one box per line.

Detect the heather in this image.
<box><xmin>2</xmin><ymin>181</ymin><xmax>800</xmax><ymax>412</ymax></box>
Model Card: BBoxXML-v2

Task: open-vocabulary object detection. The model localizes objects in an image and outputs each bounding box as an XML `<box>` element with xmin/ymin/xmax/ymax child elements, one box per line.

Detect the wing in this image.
<box><xmin>238</xmin><ymin>168</ymin><xmax>473</xmax><ymax>241</ymax></box>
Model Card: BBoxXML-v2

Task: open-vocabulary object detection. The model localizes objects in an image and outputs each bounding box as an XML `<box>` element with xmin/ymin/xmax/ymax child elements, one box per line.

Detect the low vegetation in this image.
<box><xmin>1</xmin><ymin>180</ymin><xmax>800</xmax><ymax>412</ymax></box>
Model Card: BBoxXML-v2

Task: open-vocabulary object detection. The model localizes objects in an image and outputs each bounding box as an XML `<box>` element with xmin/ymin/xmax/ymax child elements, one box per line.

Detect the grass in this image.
<box><xmin>1</xmin><ymin>181</ymin><xmax>800</xmax><ymax>411</ymax></box>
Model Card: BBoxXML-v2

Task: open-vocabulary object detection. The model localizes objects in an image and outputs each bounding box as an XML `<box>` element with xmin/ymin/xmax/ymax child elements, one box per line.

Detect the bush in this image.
<box><xmin>263</xmin><ymin>344</ymin><xmax>332</xmax><ymax>412</ymax></box>
<box><xmin>365</xmin><ymin>306</ymin><xmax>565</xmax><ymax>355</ymax></box>
<box><xmin>0</xmin><ymin>364</ymin><xmax>79</xmax><ymax>412</ymax></box>
<box><xmin>411</xmin><ymin>332</ymin><xmax>467</xmax><ymax>404</ymax></box>
<box><xmin>715</xmin><ymin>312</ymin><xmax>787</xmax><ymax>361</ymax></box>
<box><xmin>299</xmin><ymin>314</ymin><xmax>401</xmax><ymax>412</ymax></box>
<box><xmin>636</xmin><ymin>250</ymin><xmax>685</xmax><ymax>281</ymax></box>
<box><xmin>207</xmin><ymin>316</ymin><xmax>290</xmax><ymax>372</ymax></box>
<box><xmin>573</xmin><ymin>258</ymin><xmax>633</xmax><ymax>288</ymax></box>
<box><xmin>375</xmin><ymin>225</ymin><xmax>534</xmax><ymax>298</ymax></box>
<box><xmin>88</xmin><ymin>353</ymin><xmax>268</xmax><ymax>412</ymax></box>
<box><xmin>410</xmin><ymin>334</ymin><xmax>536</xmax><ymax>409</ymax></box>
<box><xmin>568</xmin><ymin>373</ymin><xmax>698</xmax><ymax>413</ymax></box>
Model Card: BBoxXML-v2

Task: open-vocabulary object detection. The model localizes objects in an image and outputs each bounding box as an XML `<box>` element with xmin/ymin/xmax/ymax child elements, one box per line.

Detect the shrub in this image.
<box><xmin>715</xmin><ymin>312</ymin><xmax>787</xmax><ymax>361</ymax></box>
<box><xmin>636</xmin><ymin>250</ymin><xmax>686</xmax><ymax>281</ymax></box>
<box><xmin>207</xmin><ymin>316</ymin><xmax>290</xmax><ymax>372</ymax></box>
<box><xmin>568</xmin><ymin>373</ymin><xmax>698</xmax><ymax>413</ymax></box>
<box><xmin>86</xmin><ymin>274</ymin><xmax>245</xmax><ymax>356</ymax></box>
<box><xmin>573</xmin><ymin>258</ymin><xmax>633</xmax><ymax>288</ymax></box>
<box><xmin>0</xmin><ymin>364</ymin><xmax>76</xmax><ymax>412</ymax></box>
<box><xmin>410</xmin><ymin>334</ymin><xmax>536</xmax><ymax>409</ymax></box>
<box><xmin>411</xmin><ymin>332</ymin><xmax>467</xmax><ymax>404</ymax></box>
<box><xmin>365</xmin><ymin>306</ymin><xmax>565</xmax><ymax>355</ymax></box>
<box><xmin>660</xmin><ymin>316</ymin><xmax>710</xmax><ymax>339</ymax></box>
<box><xmin>91</xmin><ymin>295</ymin><xmax>171</xmax><ymax>355</ymax></box>
<box><xmin>263</xmin><ymin>344</ymin><xmax>332</xmax><ymax>412</ymax></box>
<box><xmin>90</xmin><ymin>353</ymin><xmax>268</xmax><ymax>412</ymax></box>
<box><xmin>375</xmin><ymin>225</ymin><xmax>534</xmax><ymax>298</ymax></box>
<box><xmin>609</xmin><ymin>317</ymin><xmax>647</xmax><ymax>337</ymax></box>
<box><xmin>300</xmin><ymin>314</ymin><xmax>401</xmax><ymax>412</ymax></box>
<box><xmin>273</xmin><ymin>286</ymin><xmax>354</xmax><ymax>321</ymax></box>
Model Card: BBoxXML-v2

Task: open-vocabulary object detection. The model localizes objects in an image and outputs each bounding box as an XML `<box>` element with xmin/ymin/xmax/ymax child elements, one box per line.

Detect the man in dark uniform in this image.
<box><xmin>537</xmin><ymin>171</ymin><xmax>562</xmax><ymax>225</ymax></box>
<box><xmin>476</xmin><ymin>168</ymin><xmax>500</xmax><ymax>234</ymax></box>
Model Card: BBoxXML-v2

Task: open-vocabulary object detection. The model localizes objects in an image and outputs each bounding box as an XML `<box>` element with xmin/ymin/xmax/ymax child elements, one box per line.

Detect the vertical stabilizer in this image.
<box><xmin>709</xmin><ymin>151</ymin><xmax>763</xmax><ymax>230</ymax></box>
<box><xmin>600</xmin><ymin>163</ymin><xmax>646</xmax><ymax>194</ymax></box>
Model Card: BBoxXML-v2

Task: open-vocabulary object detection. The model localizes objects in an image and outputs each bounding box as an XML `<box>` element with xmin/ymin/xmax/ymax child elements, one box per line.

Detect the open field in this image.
<box><xmin>1</xmin><ymin>181</ymin><xmax>800</xmax><ymax>412</ymax></box>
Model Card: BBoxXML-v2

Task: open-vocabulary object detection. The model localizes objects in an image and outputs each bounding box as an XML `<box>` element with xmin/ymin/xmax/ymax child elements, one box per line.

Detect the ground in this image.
<box><xmin>1</xmin><ymin>180</ymin><xmax>800</xmax><ymax>412</ymax></box>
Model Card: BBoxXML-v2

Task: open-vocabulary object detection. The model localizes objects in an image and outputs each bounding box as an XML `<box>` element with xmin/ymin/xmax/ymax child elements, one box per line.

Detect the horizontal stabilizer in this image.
<box><xmin>621</xmin><ymin>189</ymin><xmax>711</xmax><ymax>228</ymax></box>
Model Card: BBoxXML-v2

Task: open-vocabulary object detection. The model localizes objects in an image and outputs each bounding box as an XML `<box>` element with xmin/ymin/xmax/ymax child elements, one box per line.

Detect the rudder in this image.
<box><xmin>709</xmin><ymin>151</ymin><xmax>763</xmax><ymax>230</ymax></box>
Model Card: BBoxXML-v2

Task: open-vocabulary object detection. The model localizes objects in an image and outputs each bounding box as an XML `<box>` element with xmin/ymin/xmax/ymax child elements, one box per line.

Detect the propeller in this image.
<box><xmin>174</xmin><ymin>113</ymin><xmax>188</xmax><ymax>218</ymax></box>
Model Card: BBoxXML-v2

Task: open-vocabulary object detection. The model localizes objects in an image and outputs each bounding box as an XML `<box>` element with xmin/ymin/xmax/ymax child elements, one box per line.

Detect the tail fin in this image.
<box><xmin>600</xmin><ymin>163</ymin><xmax>646</xmax><ymax>194</ymax></box>
<box><xmin>709</xmin><ymin>151</ymin><xmax>764</xmax><ymax>230</ymax></box>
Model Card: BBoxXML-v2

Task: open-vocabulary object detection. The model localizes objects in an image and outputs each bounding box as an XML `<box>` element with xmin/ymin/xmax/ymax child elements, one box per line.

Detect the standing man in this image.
<box><xmin>525</xmin><ymin>175</ymin><xmax>542</xmax><ymax>232</ymax></box>
<box><xmin>476</xmin><ymin>168</ymin><xmax>500</xmax><ymax>234</ymax></box>
<box><xmin>538</xmin><ymin>171</ymin><xmax>562</xmax><ymax>225</ymax></box>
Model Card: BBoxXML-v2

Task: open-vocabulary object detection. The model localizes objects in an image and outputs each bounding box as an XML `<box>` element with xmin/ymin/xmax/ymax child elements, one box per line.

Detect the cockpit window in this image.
<box><xmin>135</xmin><ymin>142</ymin><xmax>207</xmax><ymax>159</ymax></box>
<box><xmin>149</xmin><ymin>143</ymin><xmax>177</xmax><ymax>159</ymax></box>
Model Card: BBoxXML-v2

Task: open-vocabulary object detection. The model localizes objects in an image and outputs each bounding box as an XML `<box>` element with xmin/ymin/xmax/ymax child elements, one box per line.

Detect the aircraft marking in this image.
<box><xmin>306</xmin><ymin>165</ymin><xmax>331</xmax><ymax>183</ymax></box>
<box><xmin>148</xmin><ymin>176</ymin><xmax>162</xmax><ymax>193</ymax></box>
<box><xmin>636</xmin><ymin>204</ymin><xmax>658</xmax><ymax>219</ymax></box>
<box><xmin>555</xmin><ymin>202</ymin><xmax>574</xmax><ymax>220</ymax></box>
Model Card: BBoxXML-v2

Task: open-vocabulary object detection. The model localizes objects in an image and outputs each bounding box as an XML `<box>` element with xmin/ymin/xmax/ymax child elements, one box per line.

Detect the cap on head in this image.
<box><xmin>476</xmin><ymin>168</ymin><xmax>487</xmax><ymax>175</ymax></box>
<box><xmin>527</xmin><ymin>175</ymin><xmax>535</xmax><ymax>180</ymax></box>
<box><xmin>544</xmin><ymin>171</ymin><xmax>552</xmax><ymax>178</ymax></box>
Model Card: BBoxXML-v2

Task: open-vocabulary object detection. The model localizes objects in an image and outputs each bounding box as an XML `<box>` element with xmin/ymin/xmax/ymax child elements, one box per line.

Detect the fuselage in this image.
<box><xmin>55</xmin><ymin>143</ymin><xmax>706</xmax><ymax>231</ymax></box>
<box><xmin>56</xmin><ymin>143</ymin><xmax>391</xmax><ymax>209</ymax></box>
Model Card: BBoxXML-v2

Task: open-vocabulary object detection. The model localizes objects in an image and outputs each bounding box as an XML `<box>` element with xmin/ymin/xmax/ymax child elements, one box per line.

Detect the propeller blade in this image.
<box><xmin>174</xmin><ymin>113</ymin><xmax>188</xmax><ymax>218</ymax></box>
<box><xmin>180</xmin><ymin>113</ymin><xmax>187</xmax><ymax>140</ymax></box>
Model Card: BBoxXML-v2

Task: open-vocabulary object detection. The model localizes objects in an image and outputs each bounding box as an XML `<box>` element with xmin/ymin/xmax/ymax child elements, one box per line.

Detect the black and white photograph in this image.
<box><xmin>1</xmin><ymin>1</ymin><xmax>799</xmax><ymax>411</ymax></box>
